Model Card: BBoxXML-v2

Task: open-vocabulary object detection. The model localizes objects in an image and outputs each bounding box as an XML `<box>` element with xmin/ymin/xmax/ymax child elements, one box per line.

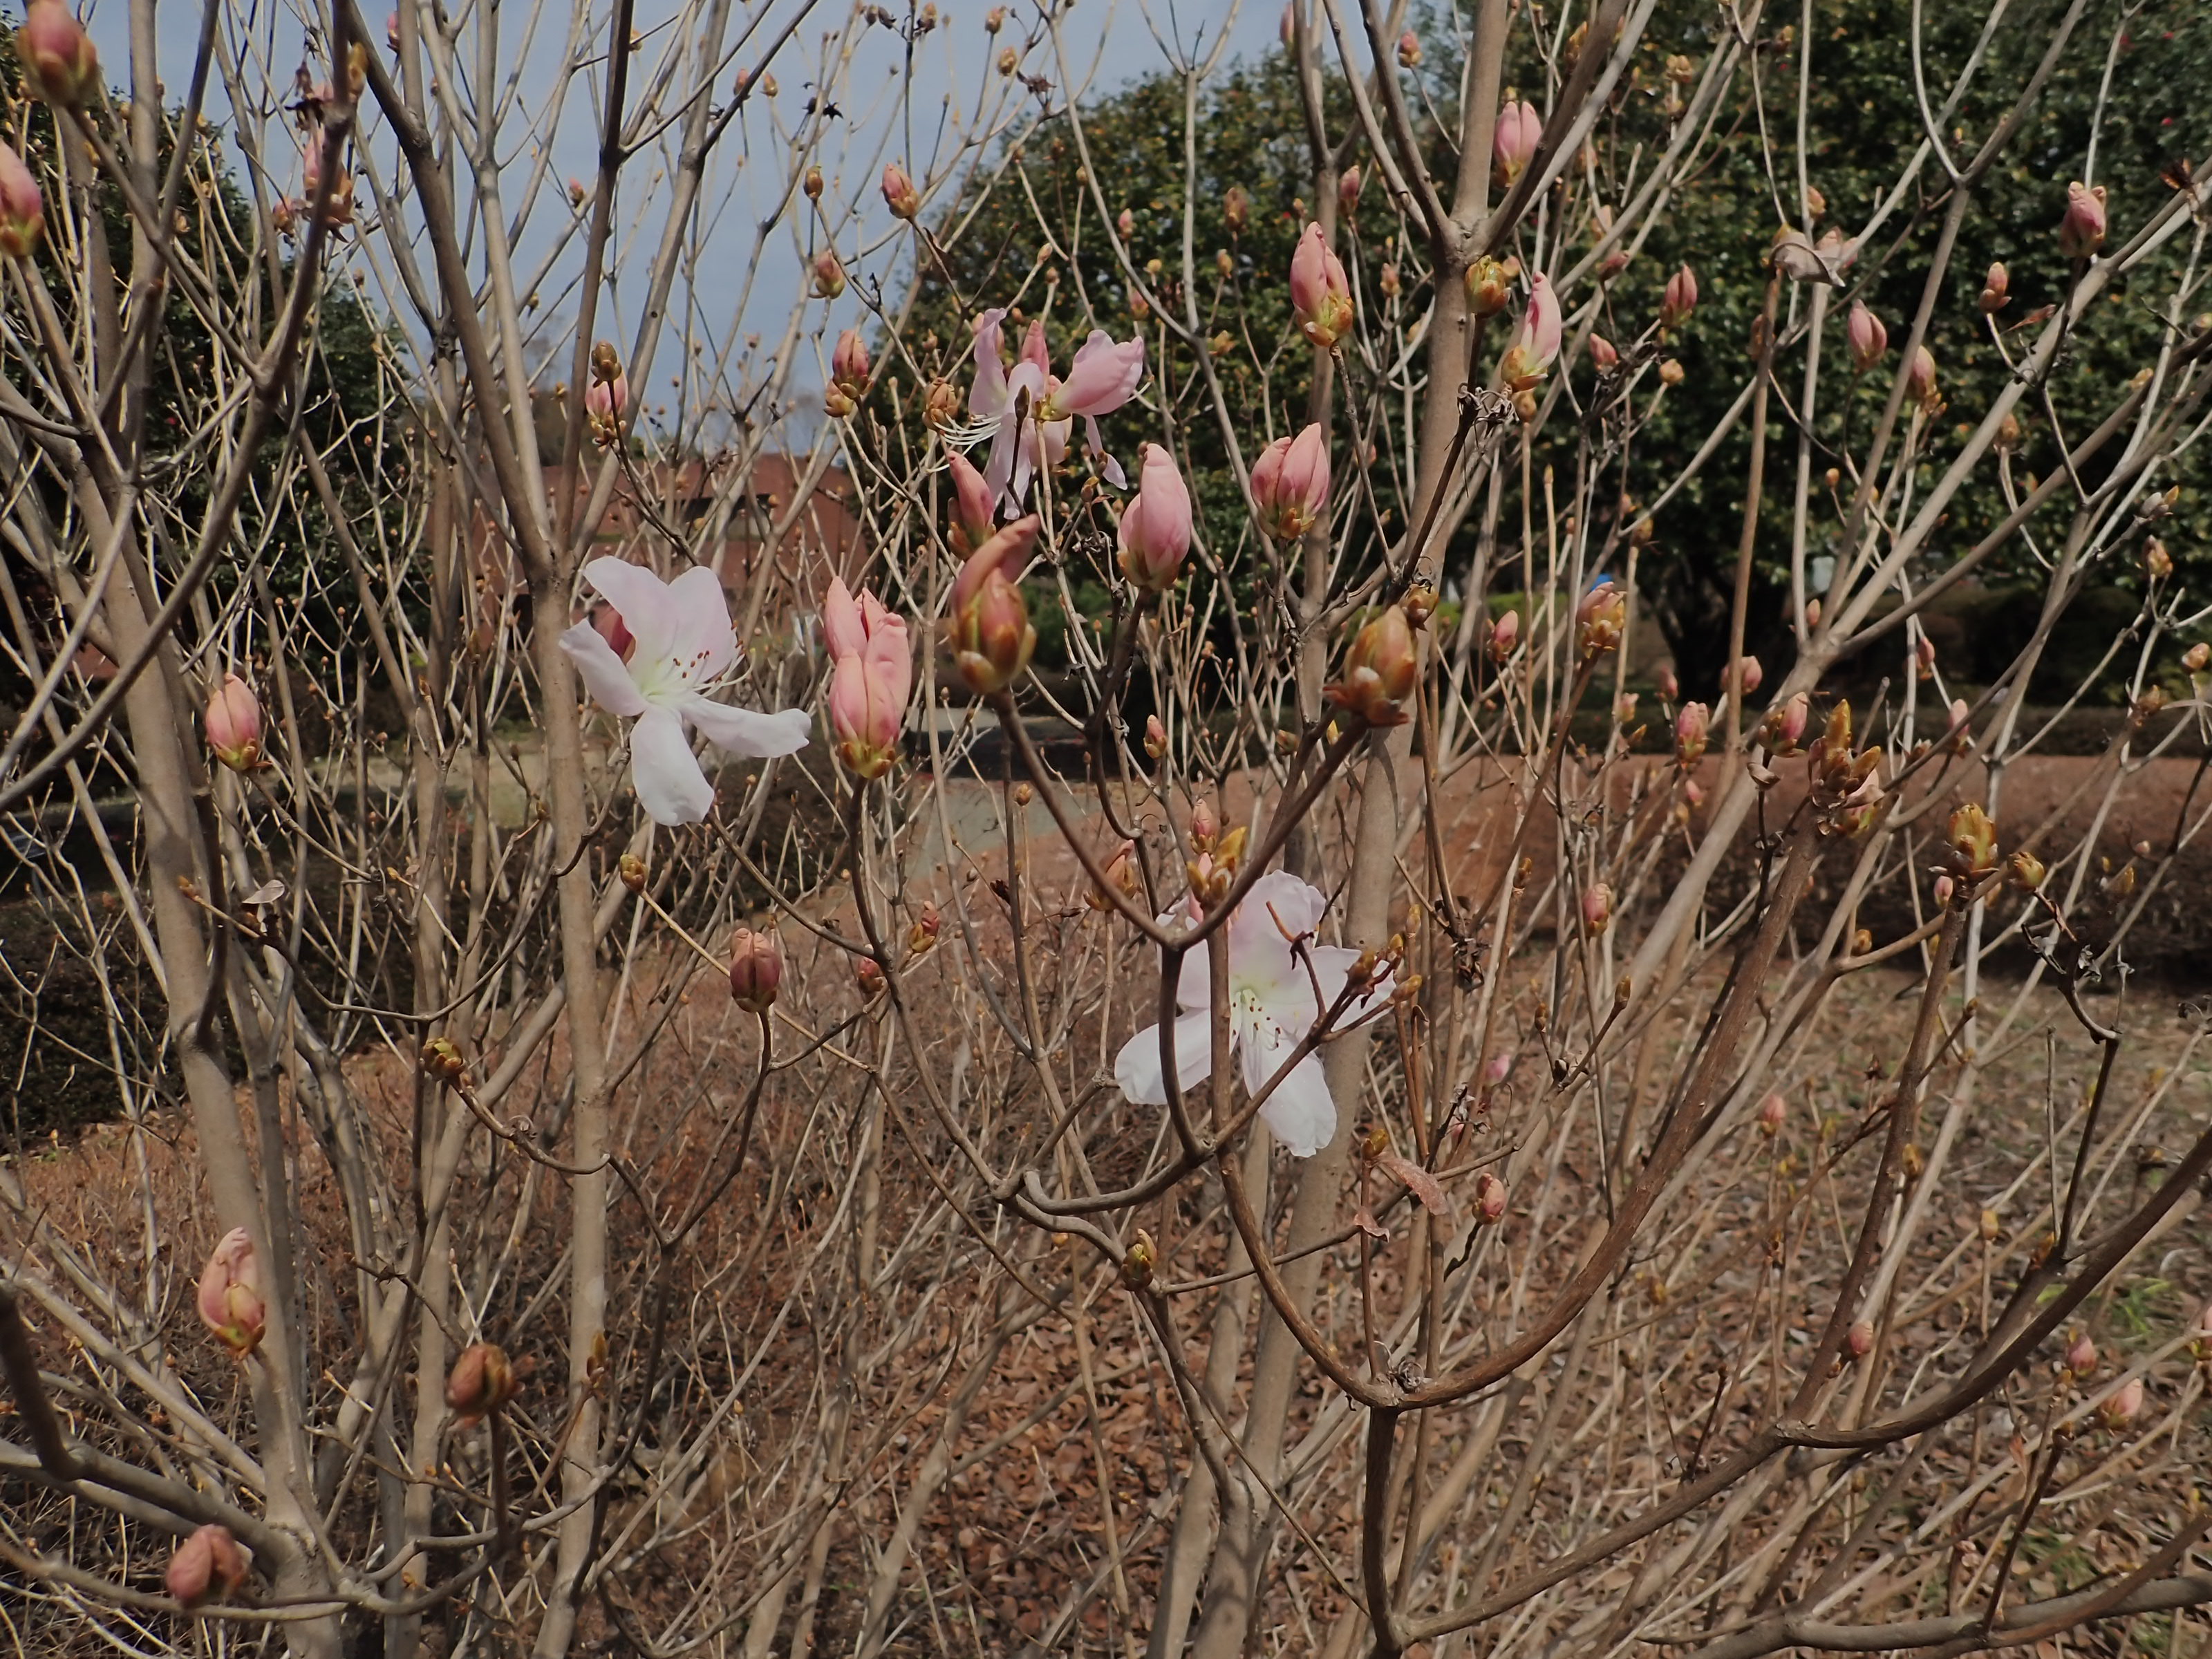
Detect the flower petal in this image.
<box><xmin>968</xmin><ymin>308</ymin><xmax>1009</xmax><ymax>420</ymax></box>
<box><xmin>559</xmin><ymin>621</ymin><xmax>648</xmax><ymax>717</ymax></box>
<box><xmin>662</xmin><ymin>565</ymin><xmax>739</xmax><ymax>684</ymax></box>
<box><xmin>681</xmin><ymin>694</ymin><xmax>812</xmax><ymax>758</ymax></box>
<box><xmin>1239</xmin><ymin>1018</ymin><xmax>1337</xmax><ymax>1157</ymax></box>
<box><xmin>1114</xmin><ymin>1009</ymin><xmax>1215</xmax><ymax>1105</ymax></box>
<box><xmin>581</xmin><ymin>557</ymin><xmax>680</xmax><ymax>665</ymax></box>
<box><xmin>629</xmin><ymin>706</ymin><xmax>716</xmax><ymax>825</ymax></box>
<box><xmin>1229</xmin><ymin>869</ymin><xmax>1331</xmax><ymax>993</ymax></box>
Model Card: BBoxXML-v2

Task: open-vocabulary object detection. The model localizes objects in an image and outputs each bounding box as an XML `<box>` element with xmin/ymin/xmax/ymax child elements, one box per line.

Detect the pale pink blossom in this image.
<box><xmin>1250</xmin><ymin>424</ymin><xmax>1331</xmax><ymax>540</ymax></box>
<box><xmin>1492</xmin><ymin>100</ymin><xmax>1543</xmax><ymax>187</ymax></box>
<box><xmin>1498</xmin><ymin>274</ymin><xmax>1562</xmax><ymax>389</ymax></box>
<box><xmin>1117</xmin><ymin>444</ymin><xmax>1194</xmax><ymax>591</ymax></box>
<box><xmin>824</xmin><ymin>579</ymin><xmax>911</xmax><ymax>780</ymax></box>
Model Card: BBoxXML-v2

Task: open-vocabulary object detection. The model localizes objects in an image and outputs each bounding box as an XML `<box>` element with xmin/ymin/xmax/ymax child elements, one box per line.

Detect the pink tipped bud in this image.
<box><xmin>388</xmin><ymin>10</ymin><xmax>402</xmax><ymax>50</ymax></box>
<box><xmin>1485</xmin><ymin>1050</ymin><xmax>1513</xmax><ymax>1085</ymax></box>
<box><xmin>1491</xmin><ymin>100</ymin><xmax>1543</xmax><ymax>188</ymax></box>
<box><xmin>1145</xmin><ymin>714</ymin><xmax>1167</xmax><ymax>758</ymax></box>
<box><xmin>1732</xmin><ymin>655</ymin><xmax>1763</xmax><ymax>697</ymax></box>
<box><xmin>1907</xmin><ymin>344</ymin><xmax>1938</xmax><ymax>409</ymax></box>
<box><xmin>1756</xmin><ymin>1092</ymin><xmax>1785</xmax><ymax>1136</ymax></box>
<box><xmin>1685</xmin><ymin>778</ymin><xmax>1706</xmax><ymax>807</ymax></box>
<box><xmin>882</xmin><ymin>162</ymin><xmax>920</xmax><ymax>220</ymax></box>
<box><xmin>2065</xmin><ymin>1331</ymin><xmax>2097</xmax><ymax>1375</ymax></box>
<box><xmin>167</xmin><ymin>1524</ymin><xmax>250</xmax><ymax>1609</ymax></box>
<box><xmin>1761</xmin><ymin>692</ymin><xmax>1810</xmax><ymax>754</ymax></box>
<box><xmin>946</xmin><ymin>451</ymin><xmax>995</xmax><ymax>551</ymax></box>
<box><xmin>1498</xmin><ymin>274</ymin><xmax>1563</xmax><ymax>390</ymax></box>
<box><xmin>1117</xmin><ymin>443</ymin><xmax>1194</xmax><ymax>592</ymax></box>
<box><xmin>1846</xmin><ymin>1320</ymin><xmax>1875</xmax><ymax>1360</ymax></box>
<box><xmin>205</xmin><ymin>673</ymin><xmax>263</xmax><ymax>772</ymax></box>
<box><xmin>1279</xmin><ymin>2</ymin><xmax>1295</xmax><ymax>45</ymax></box>
<box><xmin>2099</xmin><ymin>1375</ymin><xmax>2144</xmax><ymax>1430</ymax></box>
<box><xmin>1656</xmin><ymin>664</ymin><xmax>1680</xmax><ymax>701</ymax></box>
<box><xmin>950</xmin><ymin>516</ymin><xmax>1040</xmax><ymax>694</ymax></box>
<box><xmin>1674</xmin><ymin>701</ymin><xmax>1710</xmax><ymax>767</ymax></box>
<box><xmin>1338</xmin><ymin>166</ymin><xmax>1362</xmax><ymax>221</ymax></box>
<box><xmin>2058</xmin><ymin>181</ymin><xmax>2106</xmax><ymax>259</ymax></box>
<box><xmin>1933</xmin><ymin>874</ymin><xmax>1954</xmax><ymax>906</ymax></box>
<box><xmin>445</xmin><ymin>1342</ymin><xmax>519</xmax><ymax>1425</ymax></box>
<box><xmin>196</xmin><ymin>1227</ymin><xmax>266</xmax><ymax>1358</ymax></box>
<box><xmin>1289</xmin><ymin>223</ymin><xmax>1355</xmax><ymax>349</ymax></box>
<box><xmin>1804</xmin><ymin>597</ymin><xmax>1822</xmax><ymax>630</ymax></box>
<box><xmin>811</xmin><ymin>250</ymin><xmax>847</xmax><ymax>299</ymax></box>
<box><xmin>0</xmin><ymin>142</ymin><xmax>44</xmax><ymax>259</ymax></box>
<box><xmin>855</xmin><ymin>956</ymin><xmax>885</xmax><ymax>997</ymax></box>
<box><xmin>1396</xmin><ymin>28</ymin><xmax>1421</xmax><ymax>67</ymax></box>
<box><xmin>1473</xmin><ymin>1170</ymin><xmax>1508</xmax><ymax>1224</ymax></box>
<box><xmin>1328</xmin><ymin>604</ymin><xmax>1419</xmax><ymax>726</ymax></box>
<box><xmin>1116</xmin><ymin>206</ymin><xmax>1136</xmax><ymax>239</ymax></box>
<box><xmin>1588</xmin><ymin>332</ymin><xmax>1618</xmax><ymax>371</ymax></box>
<box><xmin>831</xmin><ymin>328</ymin><xmax>871</xmax><ymax>400</ymax></box>
<box><xmin>1615</xmin><ymin>692</ymin><xmax>1639</xmax><ymax>727</ymax></box>
<box><xmin>728</xmin><ymin>926</ymin><xmax>782</xmax><ymax>1013</ymax></box>
<box><xmin>1190</xmin><ymin>798</ymin><xmax>1219</xmax><ymax>851</ymax></box>
<box><xmin>2183</xmin><ymin>641</ymin><xmax>2209</xmax><ymax>675</ymax></box>
<box><xmin>825</xmin><ymin>582</ymin><xmax>910</xmax><ymax>780</ymax></box>
<box><xmin>1978</xmin><ymin>261</ymin><xmax>2009</xmax><ymax>313</ymax></box>
<box><xmin>1846</xmin><ymin>301</ymin><xmax>1887</xmax><ymax>371</ymax></box>
<box><xmin>1250</xmin><ymin>423</ymin><xmax>1331</xmax><ymax>540</ymax></box>
<box><xmin>1661</xmin><ymin>264</ymin><xmax>1698</xmax><ymax>328</ymax></box>
<box><xmin>1488</xmin><ymin>608</ymin><xmax>1521</xmax><ymax>664</ymax></box>
<box><xmin>1915</xmin><ymin>635</ymin><xmax>1937</xmax><ymax>679</ymax></box>
<box><xmin>1574</xmin><ymin>579</ymin><xmax>1625</xmax><ymax>657</ymax></box>
<box><xmin>17</xmin><ymin>0</ymin><xmax>100</xmax><ymax>108</ymax></box>
<box><xmin>585</xmin><ymin>373</ymin><xmax>628</xmax><ymax>444</ymax></box>
<box><xmin>1580</xmin><ymin>882</ymin><xmax>1613</xmax><ymax>936</ymax></box>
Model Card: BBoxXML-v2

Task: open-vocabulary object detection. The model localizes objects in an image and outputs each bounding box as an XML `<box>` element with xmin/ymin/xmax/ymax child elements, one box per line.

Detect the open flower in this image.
<box><xmin>197</xmin><ymin>1227</ymin><xmax>266</xmax><ymax>1358</ymax></box>
<box><xmin>964</xmin><ymin>310</ymin><xmax>1143</xmax><ymax>512</ymax></box>
<box><xmin>1113</xmin><ymin>870</ymin><xmax>1394</xmax><ymax>1156</ymax></box>
<box><xmin>823</xmin><ymin>578</ymin><xmax>911</xmax><ymax>780</ymax></box>
<box><xmin>559</xmin><ymin>559</ymin><xmax>809</xmax><ymax>825</ymax></box>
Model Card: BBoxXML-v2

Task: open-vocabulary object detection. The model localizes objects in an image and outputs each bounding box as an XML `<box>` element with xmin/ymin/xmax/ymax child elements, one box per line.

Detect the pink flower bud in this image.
<box><xmin>2184</xmin><ymin>641</ymin><xmax>2209</xmax><ymax>674</ymax></box>
<box><xmin>445</xmin><ymin>1341</ymin><xmax>519</xmax><ymax>1425</ymax></box>
<box><xmin>1846</xmin><ymin>301</ymin><xmax>1887</xmax><ymax>371</ymax></box>
<box><xmin>1473</xmin><ymin>1170</ymin><xmax>1507</xmax><ymax>1224</ymax></box>
<box><xmin>1804</xmin><ymin>597</ymin><xmax>1822</xmax><ymax>630</ymax></box>
<box><xmin>2057</xmin><ymin>180</ymin><xmax>2106</xmax><ymax>259</ymax></box>
<box><xmin>945</xmin><ymin>451</ymin><xmax>996</xmax><ymax>552</ymax></box>
<box><xmin>1498</xmin><ymin>274</ymin><xmax>1562</xmax><ymax>390</ymax></box>
<box><xmin>1574</xmin><ymin>578</ymin><xmax>1625</xmax><ymax>657</ymax></box>
<box><xmin>1588</xmin><ymin>332</ymin><xmax>1618</xmax><ymax>371</ymax></box>
<box><xmin>196</xmin><ymin>1227</ymin><xmax>266</xmax><ymax>1357</ymax></box>
<box><xmin>1615</xmin><ymin>692</ymin><xmax>1639</xmax><ymax>727</ymax></box>
<box><xmin>0</xmin><ymin>142</ymin><xmax>44</xmax><ymax>259</ymax></box>
<box><xmin>1465</xmin><ymin>255</ymin><xmax>1512</xmax><ymax>317</ymax></box>
<box><xmin>2065</xmin><ymin>1331</ymin><xmax>2097</xmax><ymax>1375</ymax></box>
<box><xmin>1907</xmin><ymin>344</ymin><xmax>1938</xmax><ymax>409</ymax></box>
<box><xmin>824</xmin><ymin>579</ymin><xmax>911</xmax><ymax>780</ymax></box>
<box><xmin>1338</xmin><ymin>165</ymin><xmax>1362</xmax><ymax>221</ymax></box>
<box><xmin>1915</xmin><ymin>635</ymin><xmax>1937</xmax><ymax>679</ymax></box>
<box><xmin>1396</xmin><ymin>29</ymin><xmax>1421</xmax><ymax>67</ymax></box>
<box><xmin>1485</xmin><ymin>1051</ymin><xmax>1512</xmax><ymax>1085</ymax></box>
<box><xmin>167</xmin><ymin>1524</ymin><xmax>250</xmax><ymax>1609</ymax></box>
<box><xmin>1732</xmin><ymin>655</ymin><xmax>1763</xmax><ymax>697</ymax></box>
<box><xmin>1580</xmin><ymin>882</ymin><xmax>1612</xmax><ymax>935</ymax></box>
<box><xmin>855</xmin><ymin>956</ymin><xmax>885</xmax><ymax>997</ymax></box>
<box><xmin>1250</xmin><ymin>423</ymin><xmax>1331</xmax><ymax>540</ymax></box>
<box><xmin>831</xmin><ymin>328</ymin><xmax>871</xmax><ymax>399</ymax></box>
<box><xmin>585</xmin><ymin>373</ymin><xmax>628</xmax><ymax>444</ymax></box>
<box><xmin>950</xmin><ymin>516</ymin><xmax>1040</xmax><ymax>694</ymax></box>
<box><xmin>1145</xmin><ymin>714</ymin><xmax>1167</xmax><ymax>758</ymax></box>
<box><xmin>1190</xmin><ymin>798</ymin><xmax>1219</xmax><ymax>850</ymax></box>
<box><xmin>811</xmin><ymin>250</ymin><xmax>846</xmax><ymax>299</ymax></box>
<box><xmin>1761</xmin><ymin>692</ymin><xmax>1810</xmax><ymax>754</ymax></box>
<box><xmin>1116</xmin><ymin>206</ymin><xmax>1135</xmax><ymax>239</ymax></box>
<box><xmin>728</xmin><ymin>926</ymin><xmax>782</xmax><ymax>1013</ymax></box>
<box><xmin>1327</xmin><ymin>604</ymin><xmax>1419</xmax><ymax>726</ymax></box>
<box><xmin>1117</xmin><ymin>443</ymin><xmax>1194</xmax><ymax>592</ymax></box>
<box><xmin>1487</xmin><ymin>608</ymin><xmax>1520</xmax><ymax>664</ymax></box>
<box><xmin>1756</xmin><ymin>1092</ymin><xmax>1785</xmax><ymax>1135</ymax></box>
<box><xmin>1289</xmin><ymin>223</ymin><xmax>1355</xmax><ymax>349</ymax></box>
<box><xmin>1978</xmin><ymin>261</ymin><xmax>2009</xmax><ymax>313</ymax></box>
<box><xmin>1661</xmin><ymin>264</ymin><xmax>1698</xmax><ymax>328</ymax></box>
<box><xmin>2099</xmin><ymin>1374</ymin><xmax>2144</xmax><ymax>1430</ymax></box>
<box><xmin>17</xmin><ymin>0</ymin><xmax>100</xmax><ymax>109</ymax></box>
<box><xmin>205</xmin><ymin>673</ymin><xmax>263</xmax><ymax>772</ymax></box>
<box><xmin>1846</xmin><ymin>1320</ymin><xmax>1875</xmax><ymax>1360</ymax></box>
<box><xmin>882</xmin><ymin>162</ymin><xmax>920</xmax><ymax>220</ymax></box>
<box><xmin>1674</xmin><ymin>701</ymin><xmax>1710</xmax><ymax>766</ymax></box>
<box><xmin>1684</xmin><ymin>778</ymin><xmax>1705</xmax><ymax>807</ymax></box>
<box><xmin>1933</xmin><ymin>874</ymin><xmax>1953</xmax><ymax>906</ymax></box>
<box><xmin>1491</xmin><ymin>100</ymin><xmax>1543</xmax><ymax>188</ymax></box>
<box><xmin>1656</xmin><ymin>664</ymin><xmax>1679</xmax><ymax>701</ymax></box>
<box><xmin>1279</xmin><ymin>3</ymin><xmax>1295</xmax><ymax>45</ymax></box>
<box><xmin>388</xmin><ymin>11</ymin><xmax>402</xmax><ymax>51</ymax></box>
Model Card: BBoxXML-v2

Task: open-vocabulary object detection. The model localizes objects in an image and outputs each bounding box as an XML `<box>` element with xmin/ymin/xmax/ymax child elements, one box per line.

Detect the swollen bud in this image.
<box><xmin>1574</xmin><ymin>580</ymin><xmax>1626</xmax><ymax>658</ymax></box>
<box><xmin>445</xmin><ymin>1342</ymin><xmax>519</xmax><ymax>1425</ymax></box>
<box><xmin>1579</xmin><ymin>883</ymin><xmax>1612</xmax><ymax>936</ymax></box>
<box><xmin>1846</xmin><ymin>1320</ymin><xmax>1875</xmax><ymax>1361</ymax></box>
<box><xmin>2065</xmin><ymin>1331</ymin><xmax>2097</xmax><ymax>1376</ymax></box>
<box><xmin>1473</xmin><ymin>1170</ymin><xmax>1508</xmax><ymax>1224</ymax></box>
<box><xmin>1756</xmin><ymin>1092</ymin><xmax>1785</xmax><ymax>1136</ymax></box>
<box><xmin>1327</xmin><ymin>605</ymin><xmax>1419</xmax><ymax>726</ymax></box>
<box><xmin>728</xmin><ymin>926</ymin><xmax>782</xmax><ymax>1013</ymax></box>
<box><xmin>205</xmin><ymin>673</ymin><xmax>264</xmax><ymax>772</ymax></box>
<box><xmin>1978</xmin><ymin>261</ymin><xmax>2009</xmax><ymax>313</ymax></box>
<box><xmin>167</xmin><ymin>1524</ymin><xmax>250</xmax><ymax>1610</ymax></box>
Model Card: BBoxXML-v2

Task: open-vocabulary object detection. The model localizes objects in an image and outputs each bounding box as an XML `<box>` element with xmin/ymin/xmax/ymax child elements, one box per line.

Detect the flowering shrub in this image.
<box><xmin>0</xmin><ymin>1</ymin><xmax>2209</xmax><ymax>1658</ymax></box>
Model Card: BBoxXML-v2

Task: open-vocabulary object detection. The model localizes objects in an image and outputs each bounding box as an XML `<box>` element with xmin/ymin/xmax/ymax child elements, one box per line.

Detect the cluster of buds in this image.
<box><xmin>445</xmin><ymin>1341</ymin><xmax>520</xmax><ymax>1425</ymax></box>
<box><xmin>302</xmin><ymin>149</ymin><xmax>356</xmax><ymax>229</ymax></box>
<box><xmin>2008</xmin><ymin>848</ymin><xmax>2047</xmax><ymax>892</ymax></box>
<box><xmin>2058</xmin><ymin>180</ymin><xmax>2108</xmax><ymax>259</ymax></box>
<box><xmin>17</xmin><ymin>0</ymin><xmax>100</xmax><ymax>108</ymax></box>
<box><xmin>1808</xmin><ymin>700</ymin><xmax>1884</xmax><ymax>834</ymax></box>
<box><xmin>824</xmin><ymin>329</ymin><xmax>870</xmax><ymax>418</ymax></box>
<box><xmin>881</xmin><ymin>162</ymin><xmax>920</xmax><ymax>220</ymax></box>
<box><xmin>1250</xmin><ymin>424</ymin><xmax>1331</xmax><ymax>541</ymax></box>
<box><xmin>617</xmin><ymin>852</ymin><xmax>648</xmax><ymax>893</ymax></box>
<box><xmin>205</xmin><ymin>673</ymin><xmax>264</xmax><ymax>771</ymax></box>
<box><xmin>0</xmin><ymin>144</ymin><xmax>44</xmax><ymax>259</ymax></box>
<box><xmin>1492</xmin><ymin>100</ymin><xmax>1543</xmax><ymax>189</ymax></box>
<box><xmin>586</xmin><ymin>340</ymin><xmax>627</xmax><ymax>446</ymax></box>
<box><xmin>1396</xmin><ymin>29</ymin><xmax>1422</xmax><ymax>68</ymax></box>
<box><xmin>1847</xmin><ymin>301</ymin><xmax>1887</xmax><ymax>371</ymax></box>
<box><xmin>949</xmin><ymin>517</ymin><xmax>1040</xmax><ymax>694</ymax></box>
<box><xmin>1327</xmin><ymin>603</ymin><xmax>1418</xmax><ymax>726</ymax></box>
<box><xmin>1290</xmin><ymin>223</ymin><xmax>1356</xmax><ymax>349</ymax></box>
<box><xmin>728</xmin><ymin>926</ymin><xmax>782</xmax><ymax>1013</ymax></box>
<box><xmin>2144</xmin><ymin>536</ymin><xmax>2173</xmax><ymax>582</ymax></box>
<box><xmin>196</xmin><ymin>1228</ymin><xmax>267</xmax><ymax>1358</ymax></box>
<box><xmin>1943</xmin><ymin>802</ymin><xmax>2000</xmax><ymax>885</ymax></box>
<box><xmin>1117</xmin><ymin>444</ymin><xmax>1194</xmax><ymax>591</ymax></box>
<box><xmin>167</xmin><ymin>1524</ymin><xmax>250</xmax><ymax>1610</ymax></box>
<box><xmin>1574</xmin><ymin>578</ymin><xmax>1626</xmax><ymax>658</ymax></box>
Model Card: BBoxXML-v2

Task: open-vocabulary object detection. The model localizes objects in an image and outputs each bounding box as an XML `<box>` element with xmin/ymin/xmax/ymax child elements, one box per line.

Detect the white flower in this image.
<box><xmin>963</xmin><ymin>308</ymin><xmax>1145</xmax><ymax>514</ymax></box>
<box><xmin>1113</xmin><ymin>870</ymin><xmax>1393</xmax><ymax>1156</ymax></box>
<box><xmin>558</xmin><ymin>557</ymin><xmax>809</xmax><ymax>825</ymax></box>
